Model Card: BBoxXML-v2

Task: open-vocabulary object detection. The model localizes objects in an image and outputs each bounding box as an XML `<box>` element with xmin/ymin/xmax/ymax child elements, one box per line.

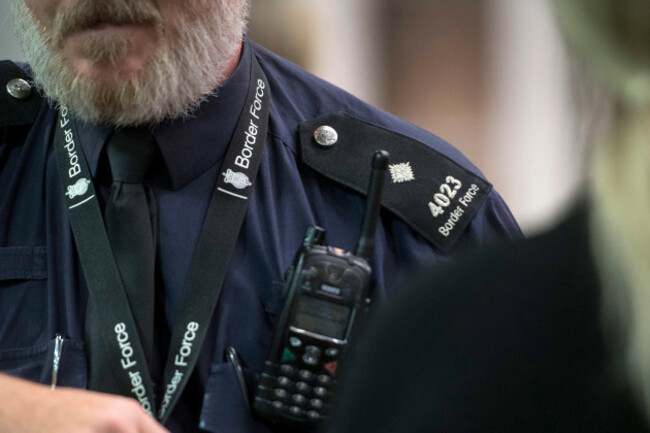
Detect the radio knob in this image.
<box><xmin>324</xmin><ymin>361</ymin><xmax>338</xmax><ymax>375</ymax></box>
<box><xmin>302</xmin><ymin>266</ymin><xmax>318</xmax><ymax>280</ymax></box>
<box><xmin>298</xmin><ymin>369</ymin><xmax>314</xmax><ymax>381</ymax></box>
<box><xmin>305</xmin><ymin>345</ymin><xmax>322</xmax><ymax>357</ymax></box>
<box><xmin>280</xmin><ymin>364</ymin><xmax>296</xmax><ymax>376</ymax></box>
<box><xmin>310</xmin><ymin>398</ymin><xmax>324</xmax><ymax>410</ymax></box>
<box><xmin>324</xmin><ymin>347</ymin><xmax>339</xmax><ymax>358</ymax></box>
<box><xmin>277</xmin><ymin>376</ymin><xmax>293</xmax><ymax>388</ymax></box>
<box><xmin>325</xmin><ymin>264</ymin><xmax>344</xmax><ymax>283</ymax></box>
<box><xmin>289</xmin><ymin>406</ymin><xmax>304</xmax><ymax>417</ymax></box>
<box><xmin>273</xmin><ymin>388</ymin><xmax>290</xmax><ymax>401</ymax></box>
<box><xmin>295</xmin><ymin>381</ymin><xmax>311</xmax><ymax>394</ymax></box>
<box><xmin>281</xmin><ymin>348</ymin><xmax>296</xmax><ymax>362</ymax></box>
<box><xmin>292</xmin><ymin>394</ymin><xmax>308</xmax><ymax>406</ymax></box>
<box><xmin>316</xmin><ymin>374</ymin><xmax>332</xmax><ymax>386</ymax></box>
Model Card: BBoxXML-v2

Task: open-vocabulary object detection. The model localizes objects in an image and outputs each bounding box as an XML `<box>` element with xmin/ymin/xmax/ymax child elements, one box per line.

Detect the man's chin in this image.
<box><xmin>51</xmin><ymin>69</ymin><xmax>147</xmax><ymax>126</ymax></box>
<box><xmin>58</xmin><ymin>68</ymin><xmax>198</xmax><ymax>127</ymax></box>
<box><xmin>63</xmin><ymin>89</ymin><xmax>138</xmax><ymax>126</ymax></box>
<box><xmin>71</xmin><ymin>62</ymin><xmax>143</xmax><ymax>88</ymax></box>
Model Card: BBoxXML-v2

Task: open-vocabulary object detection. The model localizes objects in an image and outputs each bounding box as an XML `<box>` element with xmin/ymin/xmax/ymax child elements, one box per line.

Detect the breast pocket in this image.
<box><xmin>199</xmin><ymin>356</ymin><xmax>271</xmax><ymax>433</ymax></box>
<box><xmin>0</xmin><ymin>246</ymin><xmax>47</xmax><ymax>280</ymax></box>
<box><xmin>0</xmin><ymin>246</ymin><xmax>86</xmax><ymax>387</ymax></box>
<box><xmin>0</xmin><ymin>246</ymin><xmax>49</xmax><ymax>348</ymax></box>
<box><xmin>0</xmin><ymin>336</ymin><xmax>88</xmax><ymax>388</ymax></box>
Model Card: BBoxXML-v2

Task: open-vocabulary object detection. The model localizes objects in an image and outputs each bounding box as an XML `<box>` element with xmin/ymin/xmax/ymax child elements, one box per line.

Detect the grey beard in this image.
<box><xmin>10</xmin><ymin>0</ymin><xmax>249</xmax><ymax>126</ymax></box>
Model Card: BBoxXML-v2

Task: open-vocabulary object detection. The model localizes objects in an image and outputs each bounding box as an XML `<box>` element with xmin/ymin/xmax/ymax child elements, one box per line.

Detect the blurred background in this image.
<box><xmin>0</xmin><ymin>0</ymin><xmax>581</xmax><ymax>235</ymax></box>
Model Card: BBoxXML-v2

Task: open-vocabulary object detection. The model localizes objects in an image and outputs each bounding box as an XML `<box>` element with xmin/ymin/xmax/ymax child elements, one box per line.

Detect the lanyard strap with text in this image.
<box><xmin>53</xmin><ymin>50</ymin><xmax>270</xmax><ymax>423</ymax></box>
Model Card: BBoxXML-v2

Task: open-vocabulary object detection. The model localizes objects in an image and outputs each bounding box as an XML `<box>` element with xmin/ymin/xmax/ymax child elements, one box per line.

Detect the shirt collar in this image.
<box><xmin>78</xmin><ymin>37</ymin><xmax>252</xmax><ymax>190</ymax></box>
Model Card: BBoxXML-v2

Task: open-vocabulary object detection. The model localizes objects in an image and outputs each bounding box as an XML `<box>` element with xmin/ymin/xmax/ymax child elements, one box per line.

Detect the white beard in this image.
<box><xmin>11</xmin><ymin>0</ymin><xmax>249</xmax><ymax>126</ymax></box>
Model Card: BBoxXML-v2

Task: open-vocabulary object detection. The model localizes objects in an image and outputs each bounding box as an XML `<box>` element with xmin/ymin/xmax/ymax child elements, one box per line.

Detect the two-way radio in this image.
<box><xmin>252</xmin><ymin>150</ymin><xmax>389</xmax><ymax>431</ymax></box>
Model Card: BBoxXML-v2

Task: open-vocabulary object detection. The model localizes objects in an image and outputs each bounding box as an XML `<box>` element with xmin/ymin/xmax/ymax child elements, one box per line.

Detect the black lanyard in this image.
<box><xmin>53</xmin><ymin>50</ymin><xmax>270</xmax><ymax>423</ymax></box>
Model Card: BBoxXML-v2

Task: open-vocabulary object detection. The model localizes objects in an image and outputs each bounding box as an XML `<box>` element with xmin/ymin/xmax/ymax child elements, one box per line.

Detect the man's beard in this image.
<box><xmin>10</xmin><ymin>0</ymin><xmax>249</xmax><ymax>126</ymax></box>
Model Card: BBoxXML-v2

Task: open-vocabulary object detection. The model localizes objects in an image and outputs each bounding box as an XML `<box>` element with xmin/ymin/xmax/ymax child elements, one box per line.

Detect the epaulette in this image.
<box><xmin>0</xmin><ymin>60</ymin><xmax>42</xmax><ymax>128</ymax></box>
<box><xmin>299</xmin><ymin>112</ymin><xmax>493</xmax><ymax>253</ymax></box>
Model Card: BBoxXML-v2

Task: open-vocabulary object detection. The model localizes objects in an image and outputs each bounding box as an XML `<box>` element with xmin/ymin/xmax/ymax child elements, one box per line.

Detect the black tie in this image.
<box><xmin>103</xmin><ymin>128</ymin><xmax>157</xmax><ymax>366</ymax></box>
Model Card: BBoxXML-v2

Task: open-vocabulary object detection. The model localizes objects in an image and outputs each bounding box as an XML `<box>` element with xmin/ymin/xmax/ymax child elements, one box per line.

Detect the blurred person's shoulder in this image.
<box><xmin>335</xmin><ymin>205</ymin><xmax>648</xmax><ymax>432</ymax></box>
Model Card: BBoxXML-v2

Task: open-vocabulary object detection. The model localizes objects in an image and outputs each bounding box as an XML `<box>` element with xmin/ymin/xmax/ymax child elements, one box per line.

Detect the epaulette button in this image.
<box><xmin>6</xmin><ymin>78</ymin><xmax>32</xmax><ymax>100</ymax></box>
<box><xmin>313</xmin><ymin>125</ymin><xmax>338</xmax><ymax>147</ymax></box>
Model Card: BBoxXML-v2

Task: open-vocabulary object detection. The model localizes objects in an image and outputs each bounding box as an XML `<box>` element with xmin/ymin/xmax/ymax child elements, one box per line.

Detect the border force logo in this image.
<box><xmin>66</xmin><ymin>178</ymin><xmax>91</xmax><ymax>199</ymax></box>
<box><xmin>222</xmin><ymin>169</ymin><xmax>253</xmax><ymax>190</ymax></box>
<box><xmin>389</xmin><ymin>162</ymin><xmax>415</xmax><ymax>183</ymax></box>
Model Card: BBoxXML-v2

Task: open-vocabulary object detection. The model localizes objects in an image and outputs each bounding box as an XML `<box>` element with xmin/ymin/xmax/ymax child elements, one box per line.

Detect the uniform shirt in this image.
<box><xmin>0</xmin><ymin>38</ymin><xmax>521</xmax><ymax>432</ymax></box>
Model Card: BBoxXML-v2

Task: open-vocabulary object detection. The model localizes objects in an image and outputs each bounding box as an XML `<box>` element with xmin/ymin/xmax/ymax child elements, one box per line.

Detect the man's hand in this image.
<box><xmin>0</xmin><ymin>373</ymin><xmax>170</xmax><ymax>433</ymax></box>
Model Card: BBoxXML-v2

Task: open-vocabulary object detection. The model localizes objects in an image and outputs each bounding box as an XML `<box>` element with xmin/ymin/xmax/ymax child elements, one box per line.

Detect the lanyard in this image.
<box><xmin>53</xmin><ymin>50</ymin><xmax>270</xmax><ymax>424</ymax></box>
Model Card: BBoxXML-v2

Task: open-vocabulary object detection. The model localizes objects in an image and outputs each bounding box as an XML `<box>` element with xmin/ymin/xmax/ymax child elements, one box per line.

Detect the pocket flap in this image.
<box><xmin>0</xmin><ymin>246</ymin><xmax>47</xmax><ymax>280</ymax></box>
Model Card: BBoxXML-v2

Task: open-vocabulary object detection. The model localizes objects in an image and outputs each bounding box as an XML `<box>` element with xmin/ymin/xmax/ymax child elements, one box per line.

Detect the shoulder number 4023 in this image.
<box><xmin>428</xmin><ymin>176</ymin><xmax>462</xmax><ymax>218</ymax></box>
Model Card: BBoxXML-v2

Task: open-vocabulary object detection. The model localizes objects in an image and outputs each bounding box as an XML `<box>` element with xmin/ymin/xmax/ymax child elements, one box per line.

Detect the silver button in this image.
<box><xmin>313</xmin><ymin>125</ymin><xmax>338</xmax><ymax>147</ymax></box>
<box><xmin>6</xmin><ymin>78</ymin><xmax>32</xmax><ymax>100</ymax></box>
<box><xmin>325</xmin><ymin>347</ymin><xmax>339</xmax><ymax>358</ymax></box>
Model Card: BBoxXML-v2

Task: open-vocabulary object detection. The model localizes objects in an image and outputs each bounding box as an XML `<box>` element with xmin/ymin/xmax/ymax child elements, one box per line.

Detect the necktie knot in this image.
<box><xmin>106</xmin><ymin>128</ymin><xmax>156</xmax><ymax>184</ymax></box>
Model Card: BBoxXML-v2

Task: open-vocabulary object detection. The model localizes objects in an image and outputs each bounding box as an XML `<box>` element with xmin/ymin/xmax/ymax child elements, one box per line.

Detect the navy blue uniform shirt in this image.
<box><xmin>0</xmin><ymin>38</ymin><xmax>521</xmax><ymax>432</ymax></box>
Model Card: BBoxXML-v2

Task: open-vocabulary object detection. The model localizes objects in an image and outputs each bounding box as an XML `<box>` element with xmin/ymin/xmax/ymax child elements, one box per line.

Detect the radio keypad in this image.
<box><xmin>258</xmin><ymin>335</ymin><xmax>340</xmax><ymax>422</ymax></box>
<box><xmin>253</xmin><ymin>231</ymin><xmax>373</xmax><ymax>428</ymax></box>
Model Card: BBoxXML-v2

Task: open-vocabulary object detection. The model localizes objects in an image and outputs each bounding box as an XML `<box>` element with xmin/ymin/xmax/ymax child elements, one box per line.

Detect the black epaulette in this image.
<box><xmin>299</xmin><ymin>112</ymin><xmax>493</xmax><ymax>253</ymax></box>
<box><xmin>0</xmin><ymin>60</ymin><xmax>42</xmax><ymax>128</ymax></box>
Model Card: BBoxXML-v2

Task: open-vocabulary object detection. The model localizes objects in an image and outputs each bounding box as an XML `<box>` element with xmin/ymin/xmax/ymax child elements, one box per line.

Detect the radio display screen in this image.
<box><xmin>293</xmin><ymin>294</ymin><xmax>351</xmax><ymax>339</ymax></box>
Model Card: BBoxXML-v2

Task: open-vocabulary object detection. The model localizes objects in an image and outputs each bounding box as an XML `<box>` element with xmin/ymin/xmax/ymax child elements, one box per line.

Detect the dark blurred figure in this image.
<box><xmin>333</xmin><ymin>0</ymin><xmax>650</xmax><ymax>431</ymax></box>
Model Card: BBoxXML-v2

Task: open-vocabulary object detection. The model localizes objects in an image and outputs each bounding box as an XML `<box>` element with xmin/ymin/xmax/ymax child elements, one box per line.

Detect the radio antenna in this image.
<box><xmin>354</xmin><ymin>150</ymin><xmax>389</xmax><ymax>261</ymax></box>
